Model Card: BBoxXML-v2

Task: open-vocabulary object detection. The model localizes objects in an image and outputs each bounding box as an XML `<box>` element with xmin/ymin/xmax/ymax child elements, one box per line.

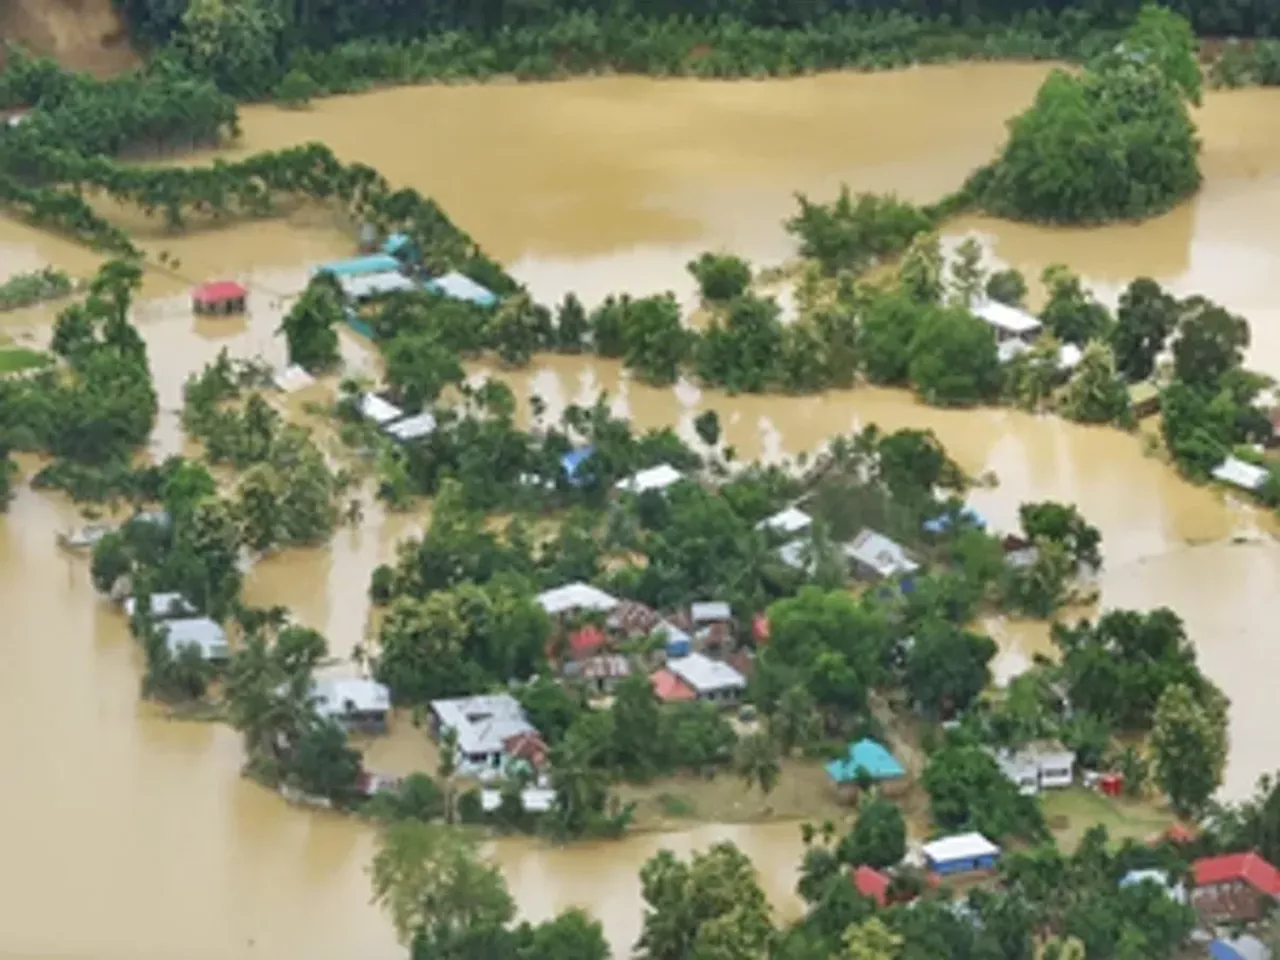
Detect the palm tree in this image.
<box><xmin>437</xmin><ymin>728</ymin><xmax>458</xmax><ymax>824</ymax></box>
<box><xmin>735</xmin><ymin>731</ymin><xmax>781</xmax><ymax>799</ymax></box>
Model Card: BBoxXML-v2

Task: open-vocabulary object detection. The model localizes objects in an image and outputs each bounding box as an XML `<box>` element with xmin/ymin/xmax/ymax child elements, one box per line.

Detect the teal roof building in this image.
<box><xmin>825</xmin><ymin>738</ymin><xmax>906</xmax><ymax>784</ymax></box>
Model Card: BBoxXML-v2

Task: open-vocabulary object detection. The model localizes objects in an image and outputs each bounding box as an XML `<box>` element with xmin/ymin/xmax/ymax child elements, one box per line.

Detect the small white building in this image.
<box><xmin>1212</xmin><ymin>456</ymin><xmax>1269</xmax><ymax>493</ymax></box>
<box><xmin>990</xmin><ymin>742</ymin><xmax>1076</xmax><ymax>795</ymax></box>
<box><xmin>922</xmin><ymin>832</ymin><xmax>1001</xmax><ymax>875</ymax></box>
<box><xmin>383</xmin><ymin>412</ymin><xmax>436</xmax><ymax>443</ymax></box>
<box><xmin>429</xmin><ymin>693</ymin><xmax>542</xmax><ymax>779</ymax></box>
<box><xmin>614</xmin><ymin>463</ymin><xmax>684</xmax><ymax>496</ymax></box>
<box><xmin>691</xmin><ymin>601</ymin><xmax>732</xmax><ymax>624</ymax></box>
<box><xmin>480</xmin><ymin>786</ymin><xmax>555</xmax><ymax>814</ymax></box>
<box><xmin>358</xmin><ymin>392</ymin><xmax>405</xmax><ymax>426</ymax></box>
<box><xmin>844</xmin><ymin>528</ymin><xmax>920</xmax><ymax>581</ymax></box>
<box><xmin>123</xmin><ymin>592</ymin><xmax>196</xmax><ymax>620</ymax></box>
<box><xmin>972</xmin><ymin>299</ymin><xmax>1042</xmax><ymax>344</ymax></box>
<box><xmin>666</xmin><ymin>652</ymin><xmax>746</xmax><ymax>705</ymax></box>
<box><xmin>756</xmin><ymin>507</ymin><xmax>813</xmax><ymax>537</ymax></box>
<box><xmin>535</xmin><ymin>582</ymin><xmax>619</xmax><ymax>618</ymax></box>
<box><xmin>312</xmin><ymin>676</ymin><xmax>391</xmax><ymax>732</ymax></box>
<box><xmin>160</xmin><ymin>617</ymin><xmax>230</xmax><ymax>661</ymax></box>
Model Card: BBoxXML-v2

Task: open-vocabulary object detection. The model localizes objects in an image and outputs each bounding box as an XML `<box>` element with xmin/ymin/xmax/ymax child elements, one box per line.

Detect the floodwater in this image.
<box><xmin>3</xmin><ymin>64</ymin><xmax>1280</xmax><ymax>958</ymax></box>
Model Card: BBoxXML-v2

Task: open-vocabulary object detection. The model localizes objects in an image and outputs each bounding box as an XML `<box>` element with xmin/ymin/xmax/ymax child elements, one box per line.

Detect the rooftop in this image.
<box><xmin>339</xmin><ymin>271</ymin><xmax>416</xmax><ymax>302</ymax></box>
<box><xmin>757</xmin><ymin>507</ymin><xmax>813</xmax><ymax>535</ymax></box>
<box><xmin>1212</xmin><ymin>456</ymin><xmax>1269</xmax><ymax>493</ymax></box>
<box><xmin>845</xmin><ymin>528</ymin><xmax>920</xmax><ymax>578</ymax></box>
<box><xmin>1193</xmin><ymin>851</ymin><xmax>1280</xmax><ymax>897</ymax></box>
<box><xmin>384</xmin><ymin>412</ymin><xmax>437</xmax><ymax>442</ymax></box>
<box><xmin>972</xmin><ymin>299</ymin><xmax>1042</xmax><ymax>335</ymax></box>
<box><xmin>427</xmin><ymin>271</ymin><xmax>498</xmax><ymax>307</ymax></box>
<box><xmin>691</xmin><ymin>601</ymin><xmax>732</xmax><ymax>623</ymax></box>
<box><xmin>312</xmin><ymin>676</ymin><xmax>391</xmax><ymax>718</ymax></box>
<box><xmin>922</xmin><ymin>832</ymin><xmax>1000</xmax><ymax>864</ymax></box>
<box><xmin>666</xmin><ymin>652</ymin><xmax>745</xmax><ymax>694</ymax></box>
<box><xmin>430</xmin><ymin>693</ymin><xmax>535</xmax><ymax>756</ymax></box>
<box><xmin>852</xmin><ymin>865</ymin><xmax>890</xmax><ymax>906</ymax></box>
<box><xmin>123</xmin><ymin>592</ymin><xmax>196</xmax><ymax>620</ymax></box>
<box><xmin>614</xmin><ymin>463</ymin><xmax>684</xmax><ymax>495</ymax></box>
<box><xmin>651</xmin><ymin>668</ymin><xmax>697</xmax><ymax>702</ymax></box>
<box><xmin>358</xmin><ymin>392</ymin><xmax>405</xmax><ymax>426</ymax></box>
<box><xmin>922</xmin><ymin>506</ymin><xmax>987</xmax><ymax>535</ymax></box>
<box><xmin>274</xmin><ymin>365</ymin><xmax>315</xmax><ymax>394</ymax></box>
<box><xmin>567</xmin><ymin>625</ymin><xmax>607</xmax><ymax>658</ymax></box>
<box><xmin>315</xmin><ymin>253</ymin><xmax>401</xmax><ymax>278</ymax></box>
<box><xmin>1213</xmin><ymin>935</ymin><xmax>1272</xmax><ymax>960</ymax></box>
<box><xmin>826</xmin><ymin>738</ymin><xmax>907</xmax><ymax>784</ymax></box>
<box><xmin>192</xmin><ymin>280</ymin><xmax>247</xmax><ymax>305</ymax></box>
<box><xmin>536</xmin><ymin>582</ymin><xmax>619</xmax><ymax>616</ymax></box>
<box><xmin>160</xmin><ymin>617</ymin><xmax>229</xmax><ymax>661</ymax></box>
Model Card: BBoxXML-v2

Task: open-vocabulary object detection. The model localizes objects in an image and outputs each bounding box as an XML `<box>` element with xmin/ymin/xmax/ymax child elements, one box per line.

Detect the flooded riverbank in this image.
<box><xmin>4</xmin><ymin>63</ymin><xmax>1280</xmax><ymax>958</ymax></box>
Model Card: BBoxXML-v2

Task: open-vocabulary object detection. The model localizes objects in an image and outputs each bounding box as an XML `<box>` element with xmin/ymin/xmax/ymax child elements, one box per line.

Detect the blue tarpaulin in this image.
<box><xmin>560</xmin><ymin>447</ymin><xmax>595</xmax><ymax>486</ymax></box>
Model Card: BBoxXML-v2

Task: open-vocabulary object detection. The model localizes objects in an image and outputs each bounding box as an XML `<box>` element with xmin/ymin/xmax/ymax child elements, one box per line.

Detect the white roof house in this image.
<box><xmin>1212</xmin><ymin>455</ymin><xmax>1269</xmax><ymax>493</ymax></box>
<box><xmin>312</xmin><ymin>677</ymin><xmax>391</xmax><ymax>720</ymax></box>
<box><xmin>844</xmin><ymin>528</ymin><xmax>920</xmax><ymax>579</ymax></box>
<box><xmin>480</xmin><ymin>787</ymin><xmax>555</xmax><ymax>814</ymax></box>
<box><xmin>972</xmin><ymin>299</ymin><xmax>1042</xmax><ymax>338</ymax></box>
<box><xmin>756</xmin><ymin>507</ymin><xmax>813</xmax><ymax>536</ymax></box>
<box><xmin>667</xmin><ymin>652</ymin><xmax>746</xmax><ymax>696</ymax></box>
<box><xmin>691</xmin><ymin>601</ymin><xmax>732</xmax><ymax>623</ymax></box>
<box><xmin>922</xmin><ymin>832</ymin><xmax>1000</xmax><ymax>864</ymax></box>
<box><xmin>384</xmin><ymin>412</ymin><xmax>437</xmax><ymax>442</ymax></box>
<box><xmin>339</xmin><ymin>271</ymin><xmax>416</xmax><ymax>303</ymax></box>
<box><xmin>614</xmin><ymin>463</ymin><xmax>684</xmax><ymax>495</ymax></box>
<box><xmin>123</xmin><ymin>592</ymin><xmax>196</xmax><ymax>619</ymax></box>
<box><xmin>535</xmin><ymin>582</ymin><xmax>619</xmax><ymax>616</ymax></box>
<box><xmin>359</xmin><ymin>392</ymin><xmax>405</xmax><ymax>426</ymax></box>
<box><xmin>430</xmin><ymin>693</ymin><xmax>536</xmax><ymax>757</ymax></box>
<box><xmin>160</xmin><ymin>617</ymin><xmax>230</xmax><ymax>661</ymax></box>
<box><xmin>996</xmin><ymin>337</ymin><xmax>1083</xmax><ymax>371</ymax></box>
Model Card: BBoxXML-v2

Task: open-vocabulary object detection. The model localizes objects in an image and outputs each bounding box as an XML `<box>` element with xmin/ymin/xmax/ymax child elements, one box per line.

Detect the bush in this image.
<box><xmin>688</xmin><ymin>253</ymin><xmax>752</xmax><ymax>303</ymax></box>
<box><xmin>275</xmin><ymin>68</ymin><xmax>318</xmax><ymax>108</ymax></box>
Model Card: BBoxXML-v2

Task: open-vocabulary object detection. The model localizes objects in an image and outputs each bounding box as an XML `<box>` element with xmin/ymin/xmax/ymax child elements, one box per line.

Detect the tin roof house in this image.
<box><xmin>1191</xmin><ymin>851</ymin><xmax>1280</xmax><ymax>922</ymax></box>
<box><xmin>922</xmin><ymin>833</ymin><xmax>1001</xmax><ymax>876</ymax></box>
<box><xmin>614</xmin><ymin>463</ymin><xmax>685</xmax><ymax>496</ymax></box>
<box><xmin>536</xmin><ymin>582</ymin><xmax>620</xmax><ymax>619</ymax></box>
<box><xmin>989</xmin><ymin>742</ymin><xmax>1076</xmax><ymax>795</ymax></box>
<box><xmin>665</xmin><ymin>652</ymin><xmax>745</xmax><ymax>705</ymax></box>
<box><xmin>311</xmin><ymin>676</ymin><xmax>392</xmax><ymax>733</ymax></box>
<box><xmin>826</xmin><ymin>738</ymin><xmax>907</xmax><ymax>786</ymax></box>
<box><xmin>123</xmin><ymin>592</ymin><xmax>197</xmax><ymax>620</ymax></box>
<box><xmin>844</xmin><ymin>528</ymin><xmax>920</xmax><ymax>585</ymax></box>
<box><xmin>428</xmin><ymin>693</ymin><xmax>545</xmax><ymax>780</ymax></box>
<box><xmin>159</xmin><ymin>617</ymin><xmax>230</xmax><ymax>662</ymax></box>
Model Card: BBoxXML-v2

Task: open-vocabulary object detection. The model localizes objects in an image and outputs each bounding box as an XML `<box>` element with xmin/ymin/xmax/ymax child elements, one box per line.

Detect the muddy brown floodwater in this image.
<box><xmin>3</xmin><ymin>64</ymin><xmax>1280</xmax><ymax>959</ymax></box>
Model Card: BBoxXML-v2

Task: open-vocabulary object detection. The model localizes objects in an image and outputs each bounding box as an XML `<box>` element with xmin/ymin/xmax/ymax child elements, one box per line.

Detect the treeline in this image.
<box><xmin>115</xmin><ymin>0</ymin><xmax>1280</xmax><ymax>59</ymax></box>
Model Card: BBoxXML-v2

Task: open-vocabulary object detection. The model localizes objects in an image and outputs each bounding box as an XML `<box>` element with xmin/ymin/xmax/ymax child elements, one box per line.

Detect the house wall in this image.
<box><xmin>929</xmin><ymin>853</ymin><xmax>999</xmax><ymax>875</ymax></box>
<box><xmin>1192</xmin><ymin>880</ymin><xmax>1271</xmax><ymax>921</ymax></box>
<box><xmin>1038</xmin><ymin>754</ymin><xmax>1074</xmax><ymax>788</ymax></box>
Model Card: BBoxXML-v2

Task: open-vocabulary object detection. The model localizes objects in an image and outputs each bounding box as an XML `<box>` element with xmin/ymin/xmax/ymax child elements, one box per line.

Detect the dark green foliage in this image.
<box><xmin>923</xmin><ymin>740</ymin><xmax>1048</xmax><ymax>842</ymax></box>
<box><xmin>908</xmin><ymin>306</ymin><xmax>1002</xmax><ymax>406</ymax></box>
<box><xmin>787</xmin><ymin>188</ymin><xmax>935</xmax><ymax>275</ymax></box>
<box><xmin>688</xmin><ymin>252</ymin><xmax>752</xmax><ymax>302</ymax></box>
<box><xmin>839</xmin><ymin>796</ymin><xmax>907</xmax><ymax>869</ymax></box>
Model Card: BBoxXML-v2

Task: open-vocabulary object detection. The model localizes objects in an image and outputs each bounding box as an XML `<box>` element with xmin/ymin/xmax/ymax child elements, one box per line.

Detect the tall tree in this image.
<box><xmin>1110</xmin><ymin>278</ymin><xmax>1179</xmax><ymax>382</ymax></box>
<box><xmin>279</xmin><ymin>273</ymin><xmax>343</xmax><ymax>373</ymax></box>
<box><xmin>735</xmin><ymin>731</ymin><xmax>782</xmax><ymax>798</ymax></box>
<box><xmin>1150</xmin><ymin>682</ymin><xmax>1229</xmax><ymax>817</ymax></box>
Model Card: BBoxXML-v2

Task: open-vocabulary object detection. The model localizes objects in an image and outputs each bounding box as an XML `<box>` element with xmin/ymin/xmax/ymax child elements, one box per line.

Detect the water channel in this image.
<box><xmin>3</xmin><ymin>64</ymin><xmax>1280</xmax><ymax>958</ymax></box>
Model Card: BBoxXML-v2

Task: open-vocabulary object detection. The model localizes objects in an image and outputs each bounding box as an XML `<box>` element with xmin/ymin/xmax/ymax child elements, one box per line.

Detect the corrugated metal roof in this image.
<box><xmin>972</xmin><ymin>299</ymin><xmax>1042</xmax><ymax>335</ymax></box>
<box><xmin>536</xmin><ymin>582</ymin><xmax>619</xmax><ymax>616</ymax></box>
<box><xmin>667</xmin><ymin>652</ymin><xmax>745</xmax><ymax>694</ymax></box>
<box><xmin>313</xmin><ymin>677</ymin><xmax>390</xmax><ymax>717</ymax></box>
<box><xmin>691</xmin><ymin>601</ymin><xmax>731</xmax><ymax>622</ymax></box>
<box><xmin>1212</xmin><ymin>456</ymin><xmax>1269</xmax><ymax>492</ymax></box>
<box><xmin>160</xmin><ymin>617</ymin><xmax>229</xmax><ymax>660</ymax></box>
<box><xmin>339</xmin><ymin>271</ymin><xmax>416</xmax><ymax>302</ymax></box>
<box><xmin>315</xmin><ymin>254</ymin><xmax>401</xmax><ymax>278</ymax></box>
<box><xmin>614</xmin><ymin>463</ymin><xmax>683</xmax><ymax>494</ymax></box>
<box><xmin>384</xmin><ymin>412</ymin><xmax>436</xmax><ymax>442</ymax></box>
<box><xmin>124</xmin><ymin>592</ymin><xmax>195</xmax><ymax>619</ymax></box>
<box><xmin>427</xmin><ymin>272</ymin><xmax>498</xmax><ymax>307</ymax></box>
<box><xmin>430</xmin><ymin>694</ymin><xmax>534</xmax><ymax>756</ymax></box>
<box><xmin>359</xmin><ymin>393</ymin><xmax>404</xmax><ymax>426</ymax></box>
<box><xmin>845</xmin><ymin>528</ymin><xmax>920</xmax><ymax>578</ymax></box>
<box><xmin>757</xmin><ymin>507</ymin><xmax>813</xmax><ymax>535</ymax></box>
<box><xmin>922</xmin><ymin>832</ymin><xmax>1000</xmax><ymax>864</ymax></box>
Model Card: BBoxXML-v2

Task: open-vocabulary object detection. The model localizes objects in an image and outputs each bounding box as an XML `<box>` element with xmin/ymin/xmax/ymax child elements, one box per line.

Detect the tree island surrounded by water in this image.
<box><xmin>4</xmin><ymin>2</ymin><xmax>1280</xmax><ymax>958</ymax></box>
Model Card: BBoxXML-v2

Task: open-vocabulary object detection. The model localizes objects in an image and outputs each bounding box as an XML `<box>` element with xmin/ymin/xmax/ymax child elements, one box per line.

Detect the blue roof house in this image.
<box><xmin>315</xmin><ymin>254</ymin><xmax>402</xmax><ymax>278</ymax></box>
<box><xmin>381</xmin><ymin>232</ymin><xmax>418</xmax><ymax>262</ymax></box>
<box><xmin>826</xmin><ymin>739</ymin><xmax>907</xmax><ymax>785</ymax></box>
<box><xmin>560</xmin><ymin>446</ymin><xmax>596</xmax><ymax>487</ymax></box>
<box><xmin>922</xmin><ymin>833</ymin><xmax>1001</xmax><ymax>876</ymax></box>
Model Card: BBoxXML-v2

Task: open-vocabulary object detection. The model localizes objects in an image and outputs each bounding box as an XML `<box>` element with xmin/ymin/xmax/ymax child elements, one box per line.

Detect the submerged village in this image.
<box><xmin>7</xmin><ymin>2</ymin><xmax>1280</xmax><ymax>959</ymax></box>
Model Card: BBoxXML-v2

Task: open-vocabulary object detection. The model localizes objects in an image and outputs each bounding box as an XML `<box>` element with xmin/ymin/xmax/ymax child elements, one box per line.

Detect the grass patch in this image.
<box><xmin>655</xmin><ymin>792</ymin><xmax>698</xmax><ymax>819</ymax></box>
<box><xmin>0</xmin><ymin>347</ymin><xmax>50</xmax><ymax>374</ymax></box>
<box><xmin>1041</xmin><ymin>787</ymin><xmax>1173</xmax><ymax>851</ymax></box>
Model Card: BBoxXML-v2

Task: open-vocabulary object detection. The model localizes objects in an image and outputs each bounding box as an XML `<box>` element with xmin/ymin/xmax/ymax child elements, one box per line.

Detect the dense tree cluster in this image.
<box><xmin>980</xmin><ymin>6</ymin><xmax>1203</xmax><ymax>224</ymax></box>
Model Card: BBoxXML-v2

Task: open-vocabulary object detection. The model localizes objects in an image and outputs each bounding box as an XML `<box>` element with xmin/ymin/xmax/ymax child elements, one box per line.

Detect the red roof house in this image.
<box><xmin>192</xmin><ymin>280</ymin><xmax>248</xmax><ymax>315</ymax></box>
<box><xmin>651</xmin><ymin>668</ymin><xmax>697</xmax><ymax>703</ymax></box>
<box><xmin>1191</xmin><ymin>851</ymin><xmax>1280</xmax><ymax>921</ymax></box>
<box><xmin>567</xmin><ymin>625</ymin><xmax>607</xmax><ymax>659</ymax></box>
<box><xmin>503</xmin><ymin>730</ymin><xmax>548</xmax><ymax>769</ymax></box>
<box><xmin>853</xmin><ymin>865</ymin><xmax>889</xmax><ymax>907</ymax></box>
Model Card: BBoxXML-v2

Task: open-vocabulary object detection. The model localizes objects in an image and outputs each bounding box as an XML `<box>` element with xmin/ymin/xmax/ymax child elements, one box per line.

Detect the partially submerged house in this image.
<box><xmin>192</xmin><ymin>280</ymin><xmax>247</xmax><ymax>316</ymax></box>
<box><xmin>922</xmin><ymin>833</ymin><xmax>1001</xmax><ymax>876</ymax></box>
<box><xmin>338</xmin><ymin>271</ymin><xmax>416</xmax><ymax>305</ymax></box>
<box><xmin>159</xmin><ymin>617</ymin><xmax>230</xmax><ymax>662</ymax></box>
<box><xmin>123</xmin><ymin>592</ymin><xmax>196</xmax><ymax>620</ymax></box>
<box><xmin>614</xmin><ymin>463</ymin><xmax>685</xmax><ymax>496</ymax></box>
<box><xmin>826</xmin><ymin>739</ymin><xmax>907</xmax><ymax>787</ymax></box>
<box><xmin>428</xmin><ymin>693</ymin><xmax>545</xmax><ymax>779</ymax></box>
<box><xmin>665</xmin><ymin>652</ymin><xmax>746</xmax><ymax>705</ymax></box>
<box><xmin>844</xmin><ymin>528</ymin><xmax>920</xmax><ymax>585</ymax></box>
<box><xmin>972</xmin><ymin>299</ymin><xmax>1042</xmax><ymax>347</ymax></box>
<box><xmin>1212</xmin><ymin>456</ymin><xmax>1269</xmax><ymax>494</ymax></box>
<box><xmin>311</xmin><ymin>676</ymin><xmax>391</xmax><ymax>733</ymax></box>
<box><xmin>989</xmin><ymin>742</ymin><xmax>1075</xmax><ymax>795</ymax></box>
<box><xmin>1191</xmin><ymin>851</ymin><xmax>1280</xmax><ymax>922</ymax></box>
